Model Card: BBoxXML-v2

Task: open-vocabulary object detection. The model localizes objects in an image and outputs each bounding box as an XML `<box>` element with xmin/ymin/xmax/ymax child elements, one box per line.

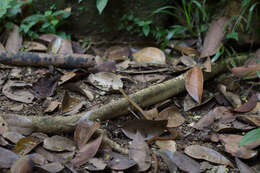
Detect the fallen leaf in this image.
<box><xmin>59</xmin><ymin>39</ymin><xmax>73</xmax><ymax>54</ymax></box>
<box><xmin>43</xmin><ymin>100</ymin><xmax>60</xmax><ymax>113</ymax></box>
<box><xmin>129</xmin><ymin>132</ymin><xmax>151</xmax><ymax>172</ymax></box>
<box><xmin>218</xmin><ymin>84</ymin><xmax>242</xmax><ymax>108</ymax></box>
<box><xmin>94</xmin><ymin>60</ymin><xmax>117</xmax><ymax>73</ymax></box>
<box><xmin>235</xmin><ymin>157</ymin><xmax>256</xmax><ymax>173</ymax></box>
<box><xmin>14</xmin><ymin>136</ymin><xmax>41</xmax><ymax>156</ymax></box>
<box><xmin>184</xmin><ymin>145</ymin><xmax>233</xmax><ymax>167</ymax></box>
<box><xmin>2</xmin><ymin>80</ymin><xmax>34</xmax><ymax>103</ymax></box>
<box><xmin>38</xmin><ymin>162</ymin><xmax>64</xmax><ymax>173</ymax></box>
<box><xmin>155</xmin><ymin>140</ymin><xmax>177</xmax><ymax>153</ymax></box>
<box><xmin>58</xmin><ymin>72</ymin><xmax>77</xmax><ymax>85</ymax></box>
<box><xmin>74</xmin><ymin>121</ymin><xmax>100</xmax><ymax>149</ymax></box>
<box><xmin>33</xmin><ymin>74</ymin><xmax>58</xmax><ymax>99</ymax></box>
<box><xmin>159</xmin><ymin>150</ymin><xmax>201</xmax><ymax>173</ymax></box>
<box><xmin>230</xmin><ymin>64</ymin><xmax>260</xmax><ymax>78</ymax></box>
<box><xmin>11</xmin><ymin>155</ymin><xmax>34</xmax><ymax>173</ymax></box>
<box><xmin>143</xmin><ymin>108</ymin><xmax>159</xmax><ymax>120</ymax></box>
<box><xmin>237</xmin><ymin>114</ymin><xmax>260</xmax><ymax>127</ymax></box>
<box><xmin>43</xmin><ymin>135</ymin><xmax>76</xmax><ymax>152</ymax></box>
<box><xmin>85</xmin><ymin>158</ymin><xmax>107</xmax><ymax>171</ymax></box>
<box><xmin>183</xmin><ymin>91</ymin><xmax>214</xmax><ymax>111</ymax></box>
<box><xmin>133</xmin><ymin>74</ymin><xmax>166</xmax><ymax>83</ymax></box>
<box><xmin>88</xmin><ymin>72</ymin><xmax>123</xmax><ymax>91</ymax></box>
<box><xmin>0</xmin><ymin>147</ymin><xmax>19</xmax><ymax>168</ymax></box>
<box><xmin>174</xmin><ymin>45</ymin><xmax>200</xmax><ymax>56</ymax></box>
<box><xmin>5</xmin><ymin>24</ymin><xmax>23</xmax><ymax>53</ymax></box>
<box><xmin>71</xmin><ymin>134</ymin><xmax>103</xmax><ymax>166</ymax></box>
<box><xmin>104</xmin><ymin>151</ymin><xmax>136</xmax><ymax>170</ymax></box>
<box><xmin>38</xmin><ymin>34</ymin><xmax>58</xmax><ymax>43</ymax></box>
<box><xmin>2</xmin><ymin>131</ymin><xmax>24</xmax><ymax>143</ymax></box>
<box><xmin>23</xmin><ymin>41</ymin><xmax>47</xmax><ymax>52</ymax></box>
<box><xmin>185</xmin><ymin>66</ymin><xmax>204</xmax><ymax>103</ymax></box>
<box><xmin>200</xmin><ymin>17</ymin><xmax>229</xmax><ymax>58</ymax></box>
<box><xmin>180</xmin><ymin>55</ymin><xmax>197</xmax><ymax>67</ymax></box>
<box><xmin>61</xmin><ymin>91</ymin><xmax>82</xmax><ymax>114</ymax></box>
<box><xmin>158</xmin><ymin>106</ymin><xmax>185</xmax><ymax>127</ymax></box>
<box><xmin>233</xmin><ymin>94</ymin><xmax>257</xmax><ymax>113</ymax></box>
<box><xmin>105</xmin><ymin>45</ymin><xmax>130</xmax><ymax>61</ymax></box>
<box><xmin>219</xmin><ymin>134</ymin><xmax>258</xmax><ymax>159</ymax></box>
<box><xmin>133</xmin><ymin>47</ymin><xmax>166</xmax><ymax>64</ymax></box>
<box><xmin>157</xmin><ymin>150</ymin><xmax>179</xmax><ymax>173</ymax></box>
<box><xmin>122</xmin><ymin>120</ymin><xmax>167</xmax><ymax>140</ymax></box>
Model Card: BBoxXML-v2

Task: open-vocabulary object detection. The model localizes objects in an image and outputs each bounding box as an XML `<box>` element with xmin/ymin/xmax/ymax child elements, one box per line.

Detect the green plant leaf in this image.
<box><xmin>246</xmin><ymin>2</ymin><xmax>258</xmax><ymax>32</ymax></box>
<box><xmin>240</xmin><ymin>128</ymin><xmax>260</xmax><ymax>146</ymax></box>
<box><xmin>226</xmin><ymin>32</ymin><xmax>239</xmax><ymax>41</ymax></box>
<box><xmin>0</xmin><ymin>0</ymin><xmax>10</xmax><ymax>18</ymax></box>
<box><xmin>142</xmin><ymin>25</ymin><xmax>150</xmax><ymax>36</ymax></box>
<box><xmin>96</xmin><ymin>0</ymin><xmax>108</xmax><ymax>14</ymax></box>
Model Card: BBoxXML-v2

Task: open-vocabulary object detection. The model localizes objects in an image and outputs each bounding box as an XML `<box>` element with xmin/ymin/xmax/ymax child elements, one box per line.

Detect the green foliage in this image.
<box><xmin>118</xmin><ymin>14</ymin><xmax>153</xmax><ymax>37</ymax></box>
<box><xmin>0</xmin><ymin>0</ymin><xmax>32</xmax><ymax>19</ymax></box>
<box><xmin>19</xmin><ymin>6</ymin><xmax>71</xmax><ymax>38</ymax></box>
<box><xmin>240</xmin><ymin>128</ymin><xmax>260</xmax><ymax>146</ymax></box>
<box><xmin>96</xmin><ymin>0</ymin><xmax>108</xmax><ymax>14</ymax></box>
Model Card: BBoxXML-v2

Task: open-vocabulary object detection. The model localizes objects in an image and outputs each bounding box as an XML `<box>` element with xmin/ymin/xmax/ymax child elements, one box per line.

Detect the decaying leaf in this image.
<box><xmin>122</xmin><ymin>120</ymin><xmax>167</xmax><ymax>140</ymax></box>
<box><xmin>33</xmin><ymin>74</ymin><xmax>58</xmax><ymax>99</ymax></box>
<box><xmin>74</xmin><ymin>121</ymin><xmax>100</xmax><ymax>149</ymax></box>
<box><xmin>14</xmin><ymin>137</ymin><xmax>41</xmax><ymax>156</ymax></box>
<box><xmin>185</xmin><ymin>66</ymin><xmax>204</xmax><ymax>103</ymax></box>
<box><xmin>200</xmin><ymin>17</ymin><xmax>229</xmax><ymax>58</ymax></box>
<box><xmin>11</xmin><ymin>155</ymin><xmax>34</xmax><ymax>173</ymax></box>
<box><xmin>3</xmin><ymin>80</ymin><xmax>34</xmax><ymax>103</ymax></box>
<box><xmin>230</xmin><ymin>64</ymin><xmax>260</xmax><ymax>78</ymax></box>
<box><xmin>158</xmin><ymin>106</ymin><xmax>185</xmax><ymax>127</ymax></box>
<box><xmin>2</xmin><ymin>131</ymin><xmax>24</xmax><ymax>143</ymax></box>
<box><xmin>85</xmin><ymin>158</ymin><xmax>107</xmax><ymax>171</ymax></box>
<box><xmin>105</xmin><ymin>45</ymin><xmax>130</xmax><ymax>61</ymax></box>
<box><xmin>235</xmin><ymin>157</ymin><xmax>256</xmax><ymax>173</ymax></box>
<box><xmin>233</xmin><ymin>94</ymin><xmax>257</xmax><ymax>113</ymax></box>
<box><xmin>184</xmin><ymin>145</ymin><xmax>233</xmax><ymax>167</ymax></box>
<box><xmin>71</xmin><ymin>134</ymin><xmax>103</xmax><ymax>166</ymax></box>
<box><xmin>159</xmin><ymin>150</ymin><xmax>201</xmax><ymax>173</ymax></box>
<box><xmin>43</xmin><ymin>135</ymin><xmax>76</xmax><ymax>152</ymax></box>
<box><xmin>155</xmin><ymin>140</ymin><xmax>177</xmax><ymax>153</ymax></box>
<box><xmin>219</xmin><ymin>134</ymin><xmax>258</xmax><ymax>159</ymax></box>
<box><xmin>129</xmin><ymin>132</ymin><xmax>151</xmax><ymax>172</ymax></box>
<box><xmin>23</xmin><ymin>41</ymin><xmax>47</xmax><ymax>52</ymax></box>
<box><xmin>61</xmin><ymin>91</ymin><xmax>83</xmax><ymax>115</ymax></box>
<box><xmin>0</xmin><ymin>116</ymin><xmax>8</xmax><ymax>135</ymax></box>
<box><xmin>0</xmin><ymin>147</ymin><xmax>19</xmax><ymax>168</ymax></box>
<box><xmin>183</xmin><ymin>91</ymin><xmax>214</xmax><ymax>111</ymax></box>
<box><xmin>133</xmin><ymin>47</ymin><xmax>166</xmax><ymax>64</ymax></box>
<box><xmin>38</xmin><ymin>162</ymin><xmax>64</xmax><ymax>173</ymax></box>
<box><xmin>104</xmin><ymin>151</ymin><xmax>136</xmax><ymax>170</ymax></box>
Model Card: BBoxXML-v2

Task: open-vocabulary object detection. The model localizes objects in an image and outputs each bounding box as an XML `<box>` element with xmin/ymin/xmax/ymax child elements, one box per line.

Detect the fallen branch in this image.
<box><xmin>2</xmin><ymin>56</ymin><xmax>248</xmax><ymax>134</ymax></box>
<box><xmin>0</xmin><ymin>51</ymin><xmax>96</xmax><ymax>68</ymax></box>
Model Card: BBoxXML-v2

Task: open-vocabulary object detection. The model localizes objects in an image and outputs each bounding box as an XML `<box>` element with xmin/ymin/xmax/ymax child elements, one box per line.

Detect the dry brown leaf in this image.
<box><xmin>235</xmin><ymin>157</ymin><xmax>256</xmax><ymax>173</ymax></box>
<box><xmin>185</xmin><ymin>66</ymin><xmax>204</xmax><ymax>103</ymax></box>
<box><xmin>200</xmin><ymin>17</ymin><xmax>229</xmax><ymax>58</ymax></box>
<box><xmin>11</xmin><ymin>155</ymin><xmax>34</xmax><ymax>173</ymax></box>
<box><xmin>158</xmin><ymin>106</ymin><xmax>185</xmax><ymax>127</ymax></box>
<box><xmin>14</xmin><ymin>137</ymin><xmax>41</xmax><ymax>156</ymax></box>
<box><xmin>104</xmin><ymin>151</ymin><xmax>136</xmax><ymax>170</ymax></box>
<box><xmin>71</xmin><ymin>134</ymin><xmax>103</xmax><ymax>166</ymax></box>
<box><xmin>23</xmin><ymin>41</ymin><xmax>47</xmax><ymax>52</ymax></box>
<box><xmin>184</xmin><ymin>145</ymin><xmax>233</xmax><ymax>167</ymax></box>
<box><xmin>219</xmin><ymin>134</ymin><xmax>258</xmax><ymax>159</ymax></box>
<box><xmin>38</xmin><ymin>162</ymin><xmax>64</xmax><ymax>173</ymax></box>
<box><xmin>133</xmin><ymin>47</ymin><xmax>166</xmax><ymax>64</ymax></box>
<box><xmin>74</xmin><ymin>121</ymin><xmax>100</xmax><ymax>149</ymax></box>
<box><xmin>230</xmin><ymin>64</ymin><xmax>260</xmax><ymax>78</ymax></box>
<box><xmin>233</xmin><ymin>94</ymin><xmax>257</xmax><ymax>113</ymax></box>
<box><xmin>0</xmin><ymin>116</ymin><xmax>8</xmax><ymax>135</ymax></box>
<box><xmin>174</xmin><ymin>45</ymin><xmax>200</xmax><ymax>56</ymax></box>
<box><xmin>129</xmin><ymin>132</ymin><xmax>151</xmax><ymax>172</ymax></box>
<box><xmin>105</xmin><ymin>45</ymin><xmax>130</xmax><ymax>61</ymax></box>
<box><xmin>155</xmin><ymin>140</ymin><xmax>177</xmax><ymax>153</ymax></box>
<box><xmin>2</xmin><ymin>131</ymin><xmax>24</xmax><ymax>143</ymax></box>
<box><xmin>61</xmin><ymin>91</ymin><xmax>82</xmax><ymax>114</ymax></box>
<box><xmin>43</xmin><ymin>135</ymin><xmax>76</xmax><ymax>152</ymax></box>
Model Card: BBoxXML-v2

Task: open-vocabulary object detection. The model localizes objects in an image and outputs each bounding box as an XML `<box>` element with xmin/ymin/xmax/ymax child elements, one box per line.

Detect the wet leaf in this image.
<box><xmin>14</xmin><ymin>136</ymin><xmax>41</xmax><ymax>156</ymax></box>
<box><xmin>104</xmin><ymin>151</ymin><xmax>136</xmax><ymax>170</ymax></box>
<box><xmin>71</xmin><ymin>134</ymin><xmax>103</xmax><ymax>166</ymax></box>
<box><xmin>33</xmin><ymin>74</ymin><xmax>58</xmax><ymax>99</ymax></box>
<box><xmin>233</xmin><ymin>94</ymin><xmax>257</xmax><ymax>113</ymax></box>
<box><xmin>184</xmin><ymin>145</ymin><xmax>233</xmax><ymax>167</ymax></box>
<box><xmin>129</xmin><ymin>132</ymin><xmax>151</xmax><ymax>172</ymax></box>
<box><xmin>0</xmin><ymin>116</ymin><xmax>8</xmax><ymax>135</ymax></box>
<box><xmin>11</xmin><ymin>155</ymin><xmax>34</xmax><ymax>173</ymax></box>
<box><xmin>61</xmin><ymin>91</ymin><xmax>83</xmax><ymax>114</ymax></box>
<box><xmin>0</xmin><ymin>147</ymin><xmax>19</xmax><ymax>168</ymax></box>
<box><xmin>5</xmin><ymin>24</ymin><xmax>23</xmax><ymax>53</ymax></box>
<box><xmin>200</xmin><ymin>17</ymin><xmax>229</xmax><ymax>58</ymax></box>
<box><xmin>235</xmin><ymin>157</ymin><xmax>256</xmax><ymax>173</ymax></box>
<box><xmin>2</xmin><ymin>80</ymin><xmax>34</xmax><ymax>103</ymax></box>
<box><xmin>219</xmin><ymin>134</ymin><xmax>258</xmax><ymax>159</ymax></box>
<box><xmin>159</xmin><ymin>150</ymin><xmax>200</xmax><ymax>173</ymax></box>
<box><xmin>39</xmin><ymin>162</ymin><xmax>64</xmax><ymax>173</ymax></box>
<box><xmin>185</xmin><ymin>66</ymin><xmax>204</xmax><ymax>103</ymax></box>
<box><xmin>74</xmin><ymin>121</ymin><xmax>100</xmax><ymax>149</ymax></box>
<box><xmin>43</xmin><ymin>135</ymin><xmax>76</xmax><ymax>152</ymax></box>
<box><xmin>158</xmin><ymin>106</ymin><xmax>185</xmax><ymax>127</ymax></box>
<box><xmin>88</xmin><ymin>72</ymin><xmax>123</xmax><ymax>91</ymax></box>
<box><xmin>122</xmin><ymin>120</ymin><xmax>167</xmax><ymax>140</ymax></box>
<box><xmin>133</xmin><ymin>47</ymin><xmax>166</xmax><ymax>64</ymax></box>
<box><xmin>155</xmin><ymin>140</ymin><xmax>177</xmax><ymax>153</ymax></box>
